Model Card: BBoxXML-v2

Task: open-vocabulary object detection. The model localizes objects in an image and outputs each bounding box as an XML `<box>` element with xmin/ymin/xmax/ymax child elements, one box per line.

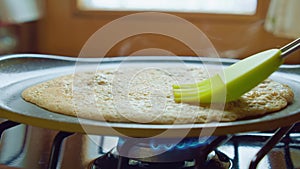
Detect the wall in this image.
<box><xmin>35</xmin><ymin>0</ymin><xmax>299</xmax><ymax>63</ymax></box>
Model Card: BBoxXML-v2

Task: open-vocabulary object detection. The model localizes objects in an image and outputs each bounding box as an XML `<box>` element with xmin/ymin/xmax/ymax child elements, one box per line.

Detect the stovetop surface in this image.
<box><xmin>1</xmin><ymin>122</ymin><xmax>300</xmax><ymax>169</ymax></box>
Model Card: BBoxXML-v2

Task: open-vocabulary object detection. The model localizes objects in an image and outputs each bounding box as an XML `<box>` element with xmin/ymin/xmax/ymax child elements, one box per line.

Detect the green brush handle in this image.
<box><xmin>173</xmin><ymin>38</ymin><xmax>300</xmax><ymax>103</ymax></box>
<box><xmin>222</xmin><ymin>38</ymin><xmax>300</xmax><ymax>102</ymax></box>
<box><xmin>222</xmin><ymin>49</ymin><xmax>282</xmax><ymax>102</ymax></box>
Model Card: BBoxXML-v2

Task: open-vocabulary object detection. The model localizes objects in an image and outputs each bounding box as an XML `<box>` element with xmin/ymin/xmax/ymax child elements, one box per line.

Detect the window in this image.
<box><xmin>78</xmin><ymin>0</ymin><xmax>257</xmax><ymax>15</ymax></box>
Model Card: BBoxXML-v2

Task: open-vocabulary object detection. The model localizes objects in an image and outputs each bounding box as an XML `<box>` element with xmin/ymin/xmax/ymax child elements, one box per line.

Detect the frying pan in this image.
<box><xmin>0</xmin><ymin>54</ymin><xmax>299</xmax><ymax>138</ymax></box>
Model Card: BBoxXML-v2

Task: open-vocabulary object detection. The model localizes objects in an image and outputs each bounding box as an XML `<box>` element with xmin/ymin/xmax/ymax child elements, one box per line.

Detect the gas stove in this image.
<box><xmin>89</xmin><ymin>136</ymin><xmax>231</xmax><ymax>169</ymax></box>
<box><xmin>89</xmin><ymin>147</ymin><xmax>231</xmax><ymax>169</ymax></box>
<box><xmin>0</xmin><ymin>121</ymin><xmax>300</xmax><ymax>169</ymax></box>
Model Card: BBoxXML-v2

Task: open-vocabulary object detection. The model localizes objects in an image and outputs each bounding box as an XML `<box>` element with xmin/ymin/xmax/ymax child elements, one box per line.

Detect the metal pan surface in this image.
<box><xmin>0</xmin><ymin>54</ymin><xmax>299</xmax><ymax>138</ymax></box>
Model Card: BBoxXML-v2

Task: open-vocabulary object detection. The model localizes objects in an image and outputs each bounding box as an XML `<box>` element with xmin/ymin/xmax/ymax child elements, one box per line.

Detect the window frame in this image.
<box><xmin>71</xmin><ymin>0</ymin><xmax>269</xmax><ymax>22</ymax></box>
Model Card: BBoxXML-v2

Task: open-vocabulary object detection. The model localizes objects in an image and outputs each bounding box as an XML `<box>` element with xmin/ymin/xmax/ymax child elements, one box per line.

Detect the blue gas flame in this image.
<box><xmin>149</xmin><ymin>137</ymin><xmax>215</xmax><ymax>151</ymax></box>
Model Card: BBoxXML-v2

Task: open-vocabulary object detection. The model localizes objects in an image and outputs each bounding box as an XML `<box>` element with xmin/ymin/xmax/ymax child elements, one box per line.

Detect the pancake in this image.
<box><xmin>21</xmin><ymin>67</ymin><xmax>294</xmax><ymax>124</ymax></box>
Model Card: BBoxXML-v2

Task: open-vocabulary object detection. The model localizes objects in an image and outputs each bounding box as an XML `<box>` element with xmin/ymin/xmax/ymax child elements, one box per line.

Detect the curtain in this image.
<box><xmin>0</xmin><ymin>0</ymin><xmax>43</xmax><ymax>24</ymax></box>
<box><xmin>264</xmin><ymin>0</ymin><xmax>300</xmax><ymax>39</ymax></box>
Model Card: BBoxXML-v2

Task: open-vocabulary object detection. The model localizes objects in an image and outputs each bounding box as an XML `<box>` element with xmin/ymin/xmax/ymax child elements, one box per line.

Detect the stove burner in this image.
<box><xmin>89</xmin><ymin>136</ymin><xmax>232</xmax><ymax>169</ymax></box>
<box><xmin>89</xmin><ymin>149</ymin><xmax>232</xmax><ymax>169</ymax></box>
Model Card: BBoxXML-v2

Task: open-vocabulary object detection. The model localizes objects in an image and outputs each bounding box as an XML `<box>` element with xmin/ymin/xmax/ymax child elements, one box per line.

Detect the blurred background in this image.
<box><xmin>0</xmin><ymin>0</ymin><xmax>299</xmax><ymax>63</ymax></box>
